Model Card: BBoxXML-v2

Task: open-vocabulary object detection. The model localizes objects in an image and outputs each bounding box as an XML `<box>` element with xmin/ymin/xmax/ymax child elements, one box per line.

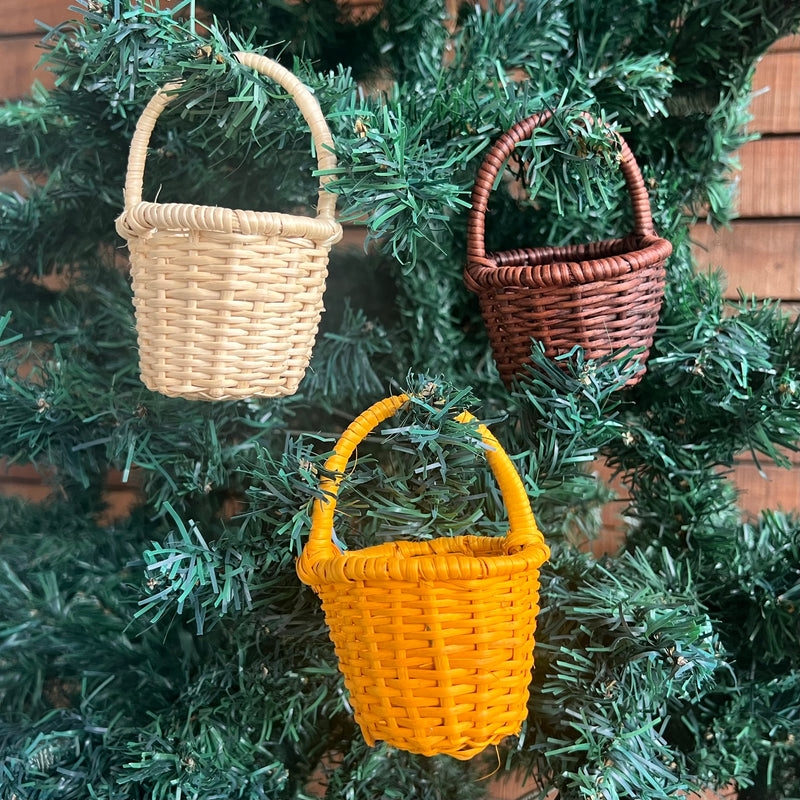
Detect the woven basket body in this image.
<box><xmin>297</xmin><ymin>394</ymin><xmax>549</xmax><ymax>759</ymax></box>
<box><xmin>116</xmin><ymin>52</ymin><xmax>342</xmax><ymax>400</ymax></box>
<box><xmin>465</xmin><ymin>111</ymin><xmax>671</xmax><ymax>388</ymax></box>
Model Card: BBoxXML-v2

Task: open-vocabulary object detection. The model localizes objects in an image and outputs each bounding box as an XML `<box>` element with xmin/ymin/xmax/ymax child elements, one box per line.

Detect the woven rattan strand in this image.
<box><xmin>115</xmin><ymin>52</ymin><xmax>342</xmax><ymax>400</ymax></box>
<box><xmin>297</xmin><ymin>394</ymin><xmax>549</xmax><ymax>759</ymax></box>
<box><xmin>464</xmin><ymin>111</ymin><xmax>671</xmax><ymax>388</ymax></box>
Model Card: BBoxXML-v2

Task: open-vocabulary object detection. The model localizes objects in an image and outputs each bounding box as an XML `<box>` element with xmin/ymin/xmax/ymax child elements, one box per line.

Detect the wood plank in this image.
<box><xmin>770</xmin><ymin>34</ymin><xmax>800</xmax><ymax>53</ymax></box>
<box><xmin>340</xmin><ymin>225</ymin><xmax>368</xmax><ymax>248</ymax></box>
<box><xmin>781</xmin><ymin>302</ymin><xmax>800</xmax><ymax>318</ymax></box>
<box><xmin>751</xmin><ymin>51</ymin><xmax>800</xmax><ymax>134</ymax></box>
<box><xmin>736</xmin><ymin>136</ymin><xmax>800</xmax><ymax>217</ymax></box>
<box><xmin>339</xmin><ymin>0</ymin><xmax>382</xmax><ymax>21</ymax></box>
<box><xmin>595</xmin><ymin>449</ymin><xmax>799</xmax><ymax>555</ymax></box>
<box><xmin>0</xmin><ymin>0</ymin><xmax>71</xmax><ymax>35</ymax></box>
<box><xmin>735</xmin><ymin>459</ymin><xmax>800</xmax><ymax>517</ymax></box>
<box><xmin>486</xmin><ymin>772</ymin><xmax>553</xmax><ymax>800</ymax></box>
<box><xmin>0</xmin><ymin>461</ymin><xmax>142</xmax><ymax>522</ymax></box>
<box><xmin>0</xmin><ymin>477</ymin><xmax>141</xmax><ymax>521</ymax></box>
<box><xmin>0</xmin><ymin>477</ymin><xmax>54</xmax><ymax>503</ymax></box>
<box><xmin>0</xmin><ymin>35</ymin><xmax>55</xmax><ymax>98</ymax></box>
<box><xmin>691</xmin><ymin>219</ymin><xmax>800</xmax><ymax>301</ymax></box>
<box><xmin>0</xmin><ymin>461</ymin><xmax>54</xmax><ymax>503</ymax></box>
<box><xmin>0</xmin><ymin>170</ymin><xmax>28</xmax><ymax>193</ymax></box>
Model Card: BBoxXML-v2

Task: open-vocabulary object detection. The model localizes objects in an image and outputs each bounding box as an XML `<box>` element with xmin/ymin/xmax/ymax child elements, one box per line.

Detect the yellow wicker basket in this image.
<box><xmin>296</xmin><ymin>394</ymin><xmax>549</xmax><ymax>759</ymax></box>
<box><xmin>115</xmin><ymin>52</ymin><xmax>343</xmax><ymax>401</ymax></box>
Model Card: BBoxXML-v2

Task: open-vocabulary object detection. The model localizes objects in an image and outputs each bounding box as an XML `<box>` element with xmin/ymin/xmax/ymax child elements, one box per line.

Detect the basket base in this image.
<box><xmin>316</xmin><ymin>562</ymin><xmax>542</xmax><ymax>759</ymax></box>
<box><xmin>139</xmin><ymin>361</ymin><xmax>310</xmax><ymax>400</ymax></box>
<box><xmin>479</xmin><ymin>263</ymin><xmax>666</xmax><ymax>388</ymax></box>
<box><xmin>362</xmin><ymin>719</ymin><xmax>520</xmax><ymax>760</ymax></box>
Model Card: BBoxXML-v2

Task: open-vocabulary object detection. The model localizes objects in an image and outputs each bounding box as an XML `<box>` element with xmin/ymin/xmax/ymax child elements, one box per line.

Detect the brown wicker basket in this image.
<box><xmin>464</xmin><ymin>110</ymin><xmax>671</xmax><ymax>388</ymax></box>
<box><xmin>296</xmin><ymin>394</ymin><xmax>549</xmax><ymax>759</ymax></box>
<box><xmin>115</xmin><ymin>52</ymin><xmax>343</xmax><ymax>401</ymax></box>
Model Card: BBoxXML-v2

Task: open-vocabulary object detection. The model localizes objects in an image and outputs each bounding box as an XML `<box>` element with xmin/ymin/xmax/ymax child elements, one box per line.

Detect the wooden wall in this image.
<box><xmin>688</xmin><ymin>34</ymin><xmax>800</xmax><ymax>522</ymax></box>
<box><xmin>0</xmin><ymin>1</ymin><xmax>58</xmax><ymax>97</ymax></box>
<box><xmin>692</xmin><ymin>35</ymin><xmax>800</xmax><ymax>300</ymax></box>
<box><xmin>3</xmin><ymin>1</ymin><xmax>795</xmax><ymax>519</ymax></box>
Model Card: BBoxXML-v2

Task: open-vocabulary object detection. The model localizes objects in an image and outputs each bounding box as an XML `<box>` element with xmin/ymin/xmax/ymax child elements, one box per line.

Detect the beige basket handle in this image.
<box><xmin>123</xmin><ymin>51</ymin><xmax>338</xmax><ymax>220</ymax></box>
<box><xmin>297</xmin><ymin>393</ymin><xmax>544</xmax><ymax>577</ymax></box>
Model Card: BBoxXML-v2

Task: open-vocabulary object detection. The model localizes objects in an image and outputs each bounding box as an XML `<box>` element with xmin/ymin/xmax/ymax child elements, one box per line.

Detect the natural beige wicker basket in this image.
<box><xmin>115</xmin><ymin>52</ymin><xmax>343</xmax><ymax>401</ymax></box>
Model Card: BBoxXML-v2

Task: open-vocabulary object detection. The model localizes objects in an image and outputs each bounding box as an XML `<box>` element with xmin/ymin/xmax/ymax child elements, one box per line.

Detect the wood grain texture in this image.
<box><xmin>595</xmin><ymin>449</ymin><xmax>800</xmax><ymax>559</ymax></box>
<box><xmin>691</xmin><ymin>219</ymin><xmax>800</xmax><ymax>300</ymax></box>
<box><xmin>770</xmin><ymin>34</ymin><xmax>800</xmax><ymax>53</ymax></box>
<box><xmin>0</xmin><ymin>462</ymin><xmax>142</xmax><ymax>523</ymax></box>
<box><xmin>0</xmin><ymin>0</ymin><xmax>69</xmax><ymax>99</ymax></box>
<box><xmin>0</xmin><ymin>36</ymin><xmax>54</xmax><ymax>98</ymax></box>
<box><xmin>0</xmin><ymin>0</ymin><xmax>71</xmax><ymax>35</ymax></box>
<box><xmin>751</xmin><ymin>50</ymin><xmax>800</xmax><ymax>134</ymax></box>
<box><xmin>733</xmin><ymin>458</ymin><xmax>800</xmax><ymax>517</ymax></box>
<box><xmin>735</xmin><ymin>136</ymin><xmax>800</xmax><ymax>218</ymax></box>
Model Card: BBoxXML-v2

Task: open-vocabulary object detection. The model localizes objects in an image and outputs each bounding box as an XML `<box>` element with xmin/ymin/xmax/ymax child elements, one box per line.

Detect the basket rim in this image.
<box><xmin>302</xmin><ymin>532</ymin><xmax>549</xmax><ymax>585</ymax></box>
<box><xmin>465</xmin><ymin>232</ymin><xmax>671</xmax><ymax>290</ymax></box>
<box><xmin>117</xmin><ymin>199</ymin><xmax>343</xmax><ymax>243</ymax></box>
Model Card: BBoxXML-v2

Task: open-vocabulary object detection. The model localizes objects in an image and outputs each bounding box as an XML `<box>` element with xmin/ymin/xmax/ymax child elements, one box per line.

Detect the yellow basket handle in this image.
<box><xmin>123</xmin><ymin>51</ymin><xmax>338</xmax><ymax>220</ymax></box>
<box><xmin>298</xmin><ymin>393</ymin><xmax>543</xmax><ymax>572</ymax></box>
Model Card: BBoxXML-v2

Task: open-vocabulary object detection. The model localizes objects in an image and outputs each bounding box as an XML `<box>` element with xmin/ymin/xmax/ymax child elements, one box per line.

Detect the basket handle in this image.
<box><xmin>298</xmin><ymin>394</ymin><xmax>543</xmax><ymax>572</ymax></box>
<box><xmin>465</xmin><ymin>110</ymin><xmax>655</xmax><ymax>263</ymax></box>
<box><xmin>123</xmin><ymin>51</ymin><xmax>338</xmax><ymax>220</ymax></box>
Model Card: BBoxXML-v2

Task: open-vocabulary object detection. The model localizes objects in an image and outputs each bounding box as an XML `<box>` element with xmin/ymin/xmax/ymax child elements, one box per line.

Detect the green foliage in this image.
<box><xmin>136</xmin><ymin>502</ymin><xmax>256</xmax><ymax>632</ymax></box>
<box><xmin>1</xmin><ymin>0</ymin><xmax>799</xmax><ymax>798</ymax></box>
<box><xmin>304</xmin><ymin>304</ymin><xmax>394</xmax><ymax>405</ymax></box>
<box><xmin>643</xmin><ymin>271</ymin><xmax>800</xmax><ymax>467</ymax></box>
<box><xmin>663</xmin><ymin>512</ymin><xmax>800</xmax><ymax>798</ymax></box>
<box><xmin>320</xmin><ymin>739</ymin><xmax>486</xmax><ymax>800</ymax></box>
<box><xmin>714</xmin><ymin>511</ymin><xmax>800</xmax><ymax>669</ymax></box>
<box><xmin>520</xmin><ymin>547</ymin><xmax>721</xmax><ymax>799</ymax></box>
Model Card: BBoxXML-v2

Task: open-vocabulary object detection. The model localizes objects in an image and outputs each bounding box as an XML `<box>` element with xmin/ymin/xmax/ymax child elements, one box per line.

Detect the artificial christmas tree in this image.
<box><xmin>1</xmin><ymin>2</ymin><xmax>798</xmax><ymax>799</ymax></box>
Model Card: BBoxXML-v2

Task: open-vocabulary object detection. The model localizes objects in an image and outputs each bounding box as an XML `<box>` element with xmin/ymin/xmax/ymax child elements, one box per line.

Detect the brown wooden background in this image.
<box><xmin>1</xmin><ymin>5</ymin><xmax>797</xmax><ymax>798</ymax></box>
<box><xmin>679</xmin><ymin>32</ymin><xmax>800</xmax><ymax>535</ymax></box>
<box><xmin>2</xmin><ymin>1</ymin><xmax>795</xmax><ymax>528</ymax></box>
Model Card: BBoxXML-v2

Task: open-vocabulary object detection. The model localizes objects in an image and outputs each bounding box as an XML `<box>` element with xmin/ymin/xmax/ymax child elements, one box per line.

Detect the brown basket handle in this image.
<box><xmin>123</xmin><ymin>51</ymin><xmax>338</xmax><ymax>220</ymax></box>
<box><xmin>466</xmin><ymin>110</ymin><xmax>655</xmax><ymax>262</ymax></box>
<box><xmin>296</xmin><ymin>393</ymin><xmax>545</xmax><ymax>580</ymax></box>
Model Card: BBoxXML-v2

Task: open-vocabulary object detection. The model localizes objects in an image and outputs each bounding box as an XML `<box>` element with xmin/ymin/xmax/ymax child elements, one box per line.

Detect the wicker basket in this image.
<box><xmin>115</xmin><ymin>52</ymin><xmax>343</xmax><ymax>401</ymax></box>
<box><xmin>464</xmin><ymin>111</ymin><xmax>671</xmax><ymax>388</ymax></box>
<box><xmin>296</xmin><ymin>394</ymin><xmax>549</xmax><ymax>759</ymax></box>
